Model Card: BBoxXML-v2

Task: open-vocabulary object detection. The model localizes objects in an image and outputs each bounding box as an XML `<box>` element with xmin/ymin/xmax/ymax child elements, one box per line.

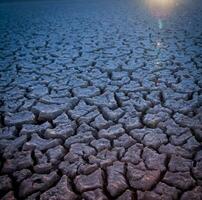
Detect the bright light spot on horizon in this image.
<box><xmin>144</xmin><ymin>0</ymin><xmax>180</xmax><ymax>29</ymax></box>
<box><xmin>145</xmin><ymin>0</ymin><xmax>178</xmax><ymax>18</ymax></box>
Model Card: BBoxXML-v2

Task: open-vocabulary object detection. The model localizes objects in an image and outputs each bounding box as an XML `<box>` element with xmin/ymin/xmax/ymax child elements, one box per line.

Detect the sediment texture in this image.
<box><xmin>0</xmin><ymin>0</ymin><xmax>202</xmax><ymax>199</ymax></box>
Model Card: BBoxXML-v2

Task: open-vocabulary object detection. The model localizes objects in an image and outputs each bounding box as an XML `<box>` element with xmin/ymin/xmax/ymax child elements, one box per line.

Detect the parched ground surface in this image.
<box><xmin>0</xmin><ymin>0</ymin><xmax>202</xmax><ymax>199</ymax></box>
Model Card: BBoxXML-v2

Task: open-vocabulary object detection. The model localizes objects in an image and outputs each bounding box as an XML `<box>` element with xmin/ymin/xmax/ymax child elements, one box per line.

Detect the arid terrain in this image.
<box><xmin>0</xmin><ymin>0</ymin><xmax>202</xmax><ymax>199</ymax></box>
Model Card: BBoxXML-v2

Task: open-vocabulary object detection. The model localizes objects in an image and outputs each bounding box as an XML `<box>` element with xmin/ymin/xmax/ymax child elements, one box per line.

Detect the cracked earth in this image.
<box><xmin>0</xmin><ymin>0</ymin><xmax>202</xmax><ymax>199</ymax></box>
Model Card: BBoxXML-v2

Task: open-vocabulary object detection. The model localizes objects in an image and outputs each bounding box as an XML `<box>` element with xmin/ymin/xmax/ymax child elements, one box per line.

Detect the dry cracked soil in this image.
<box><xmin>0</xmin><ymin>0</ymin><xmax>202</xmax><ymax>199</ymax></box>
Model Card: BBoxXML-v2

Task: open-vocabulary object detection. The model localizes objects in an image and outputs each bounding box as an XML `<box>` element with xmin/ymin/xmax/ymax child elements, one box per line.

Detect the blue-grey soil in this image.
<box><xmin>0</xmin><ymin>0</ymin><xmax>202</xmax><ymax>199</ymax></box>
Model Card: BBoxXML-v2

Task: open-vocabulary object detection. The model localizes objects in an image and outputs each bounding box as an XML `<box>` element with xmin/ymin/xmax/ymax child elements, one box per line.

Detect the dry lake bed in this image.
<box><xmin>0</xmin><ymin>0</ymin><xmax>202</xmax><ymax>199</ymax></box>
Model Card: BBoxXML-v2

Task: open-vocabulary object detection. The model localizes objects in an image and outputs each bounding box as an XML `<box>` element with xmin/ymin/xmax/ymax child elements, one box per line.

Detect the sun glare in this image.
<box><xmin>145</xmin><ymin>0</ymin><xmax>177</xmax><ymax>18</ymax></box>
